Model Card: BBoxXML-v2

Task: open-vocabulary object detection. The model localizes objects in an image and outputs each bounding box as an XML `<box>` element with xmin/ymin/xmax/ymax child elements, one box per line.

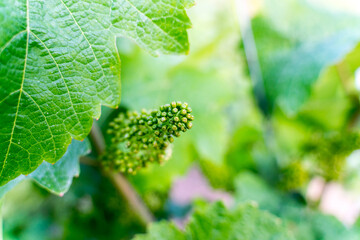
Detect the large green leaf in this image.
<box><xmin>0</xmin><ymin>0</ymin><xmax>193</xmax><ymax>185</ymax></box>
<box><xmin>252</xmin><ymin>0</ymin><xmax>360</xmax><ymax>115</ymax></box>
<box><xmin>134</xmin><ymin>202</ymin><xmax>294</xmax><ymax>240</ymax></box>
<box><xmin>0</xmin><ymin>139</ymin><xmax>90</xmax><ymax>197</ymax></box>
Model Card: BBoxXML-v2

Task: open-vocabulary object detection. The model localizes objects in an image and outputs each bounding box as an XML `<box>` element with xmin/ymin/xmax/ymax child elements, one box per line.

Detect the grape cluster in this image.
<box><xmin>102</xmin><ymin>101</ymin><xmax>194</xmax><ymax>174</ymax></box>
<box><xmin>278</xmin><ymin>161</ymin><xmax>308</xmax><ymax>191</ymax></box>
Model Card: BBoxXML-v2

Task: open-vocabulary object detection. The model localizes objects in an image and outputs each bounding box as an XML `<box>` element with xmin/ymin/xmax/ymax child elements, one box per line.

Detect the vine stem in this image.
<box><xmin>88</xmin><ymin>121</ymin><xmax>154</xmax><ymax>225</ymax></box>
<box><xmin>0</xmin><ymin>198</ymin><xmax>3</xmax><ymax>240</ymax></box>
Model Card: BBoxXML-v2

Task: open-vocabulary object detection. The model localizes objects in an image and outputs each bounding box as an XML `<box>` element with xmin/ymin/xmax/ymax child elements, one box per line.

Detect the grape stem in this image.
<box><xmin>85</xmin><ymin>121</ymin><xmax>154</xmax><ymax>226</ymax></box>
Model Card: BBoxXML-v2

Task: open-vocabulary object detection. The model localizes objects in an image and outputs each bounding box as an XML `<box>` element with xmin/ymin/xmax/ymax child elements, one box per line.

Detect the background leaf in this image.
<box><xmin>251</xmin><ymin>0</ymin><xmax>360</xmax><ymax>115</ymax></box>
<box><xmin>134</xmin><ymin>202</ymin><xmax>293</xmax><ymax>240</ymax></box>
<box><xmin>0</xmin><ymin>139</ymin><xmax>90</xmax><ymax>197</ymax></box>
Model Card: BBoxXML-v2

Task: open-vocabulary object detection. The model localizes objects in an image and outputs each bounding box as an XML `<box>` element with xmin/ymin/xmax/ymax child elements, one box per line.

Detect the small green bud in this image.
<box><xmin>151</xmin><ymin>110</ymin><xmax>158</xmax><ymax>116</ymax></box>
<box><xmin>104</xmin><ymin>101</ymin><xmax>194</xmax><ymax>175</ymax></box>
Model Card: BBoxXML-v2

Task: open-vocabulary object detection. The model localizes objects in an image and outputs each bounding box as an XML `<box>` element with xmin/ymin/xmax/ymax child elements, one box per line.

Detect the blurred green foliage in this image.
<box><xmin>134</xmin><ymin>201</ymin><xmax>293</xmax><ymax>240</ymax></box>
<box><xmin>4</xmin><ymin>0</ymin><xmax>360</xmax><ymax>239</ymax></box>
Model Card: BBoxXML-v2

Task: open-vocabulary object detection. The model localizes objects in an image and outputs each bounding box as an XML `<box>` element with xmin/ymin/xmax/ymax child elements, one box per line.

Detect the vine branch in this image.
<box><xmin>87</xmin><ymin>121</ymin><xmax>154</xmax><ymax>225</ymax></box>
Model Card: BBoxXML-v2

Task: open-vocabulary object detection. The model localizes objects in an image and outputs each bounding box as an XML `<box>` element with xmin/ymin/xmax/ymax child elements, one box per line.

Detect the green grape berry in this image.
<box><xmin>101</xmin><ymin>101</ymin><xmax>194</xmax><ymax>174</ymax></box>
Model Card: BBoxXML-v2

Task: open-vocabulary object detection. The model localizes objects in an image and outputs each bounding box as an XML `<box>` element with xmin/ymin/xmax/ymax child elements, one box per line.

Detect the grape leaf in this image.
<box><xmin>251</xmin><ymin>0</ymin><xmax>360</xmax><ymax>115</ymax></box>
<box><xmin>134</xmin><ymin>202</ymin><xmax>294</xmax><ymax>240</ymax></box>
<box><xmin>0</xmin><ymin>139</ymin><xmax>90</xmax><ymax>198</ymax></box>
<box><xmin>0</xmin><ymin>0</ymin><xmax>193</xmax><ymax>185</ymax></box>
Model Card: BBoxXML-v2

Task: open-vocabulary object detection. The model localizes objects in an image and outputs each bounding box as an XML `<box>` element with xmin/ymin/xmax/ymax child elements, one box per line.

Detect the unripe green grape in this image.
<box><xmin>101</xmin><ymin>101</ymin><xmax>194</xmax><ymax>175</ymax></box>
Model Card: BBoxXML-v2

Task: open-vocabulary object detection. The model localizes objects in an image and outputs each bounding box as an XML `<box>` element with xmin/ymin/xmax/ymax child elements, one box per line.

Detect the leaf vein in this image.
<box><xmin>59</xmin><ymin>0</ymin><xmax>112</xmax><ymax>97</ymax></box>
<box><xmin>0</xmin><ymin>0</ymin><xmax>30</xmax><ymax>178</ymax></box>
<box><xmin>0</xmin><ymin>30</ymin><xmax>27</xmax><ymax>56</ymax></box>
<box><xmin>30</xmin><ymin>31</ymin><xmax>84</xmax><ymax>134</ymax></box>
<box><xmin>22</xmin><ymin>90</ymin><xmax>56</xmax><ymax>158</ymax></box>
<box><xmin>122</xmin><ymin>0</ymin><xmax>183</xmax><ymax>49</ymax></box>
